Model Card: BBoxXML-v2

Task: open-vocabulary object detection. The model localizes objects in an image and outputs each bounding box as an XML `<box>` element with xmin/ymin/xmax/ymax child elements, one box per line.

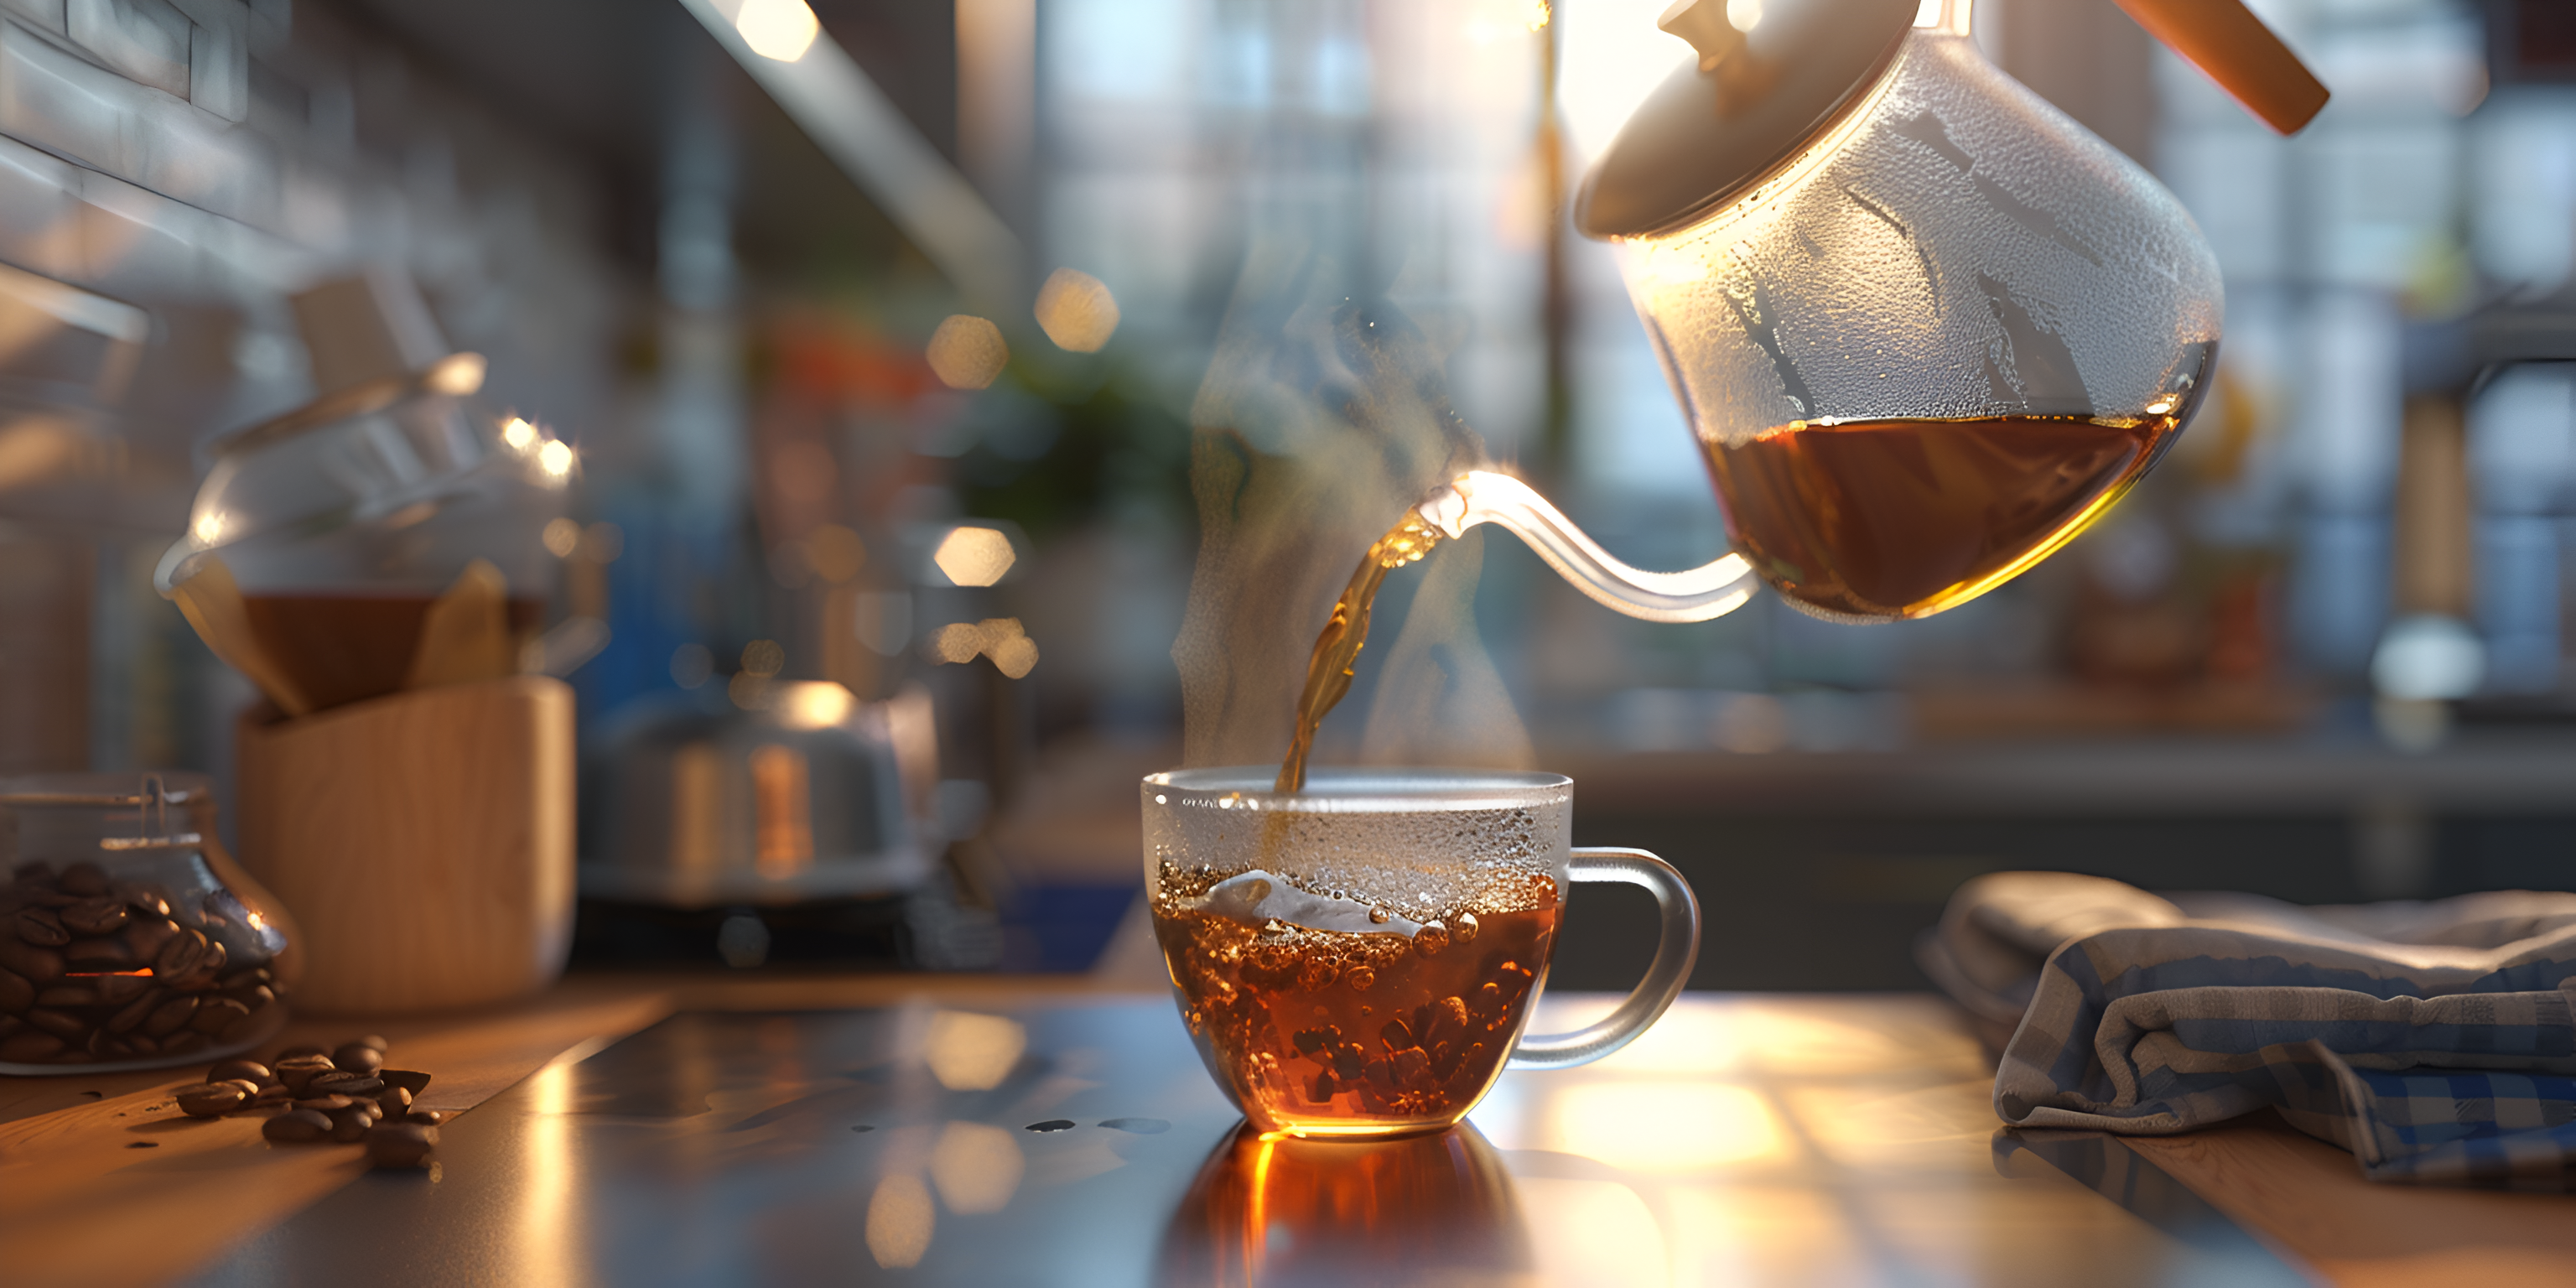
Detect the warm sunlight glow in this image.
<box><xmin>538</xmin><ymin>439</ymin><xmax>574</xmax><ymax>477</ymax></box>
<box><xmin>932</xmin><ymin>526</ymin><xmax>1016</xmax><ymax>586</ymax></box>
<box><xmin>1546</xmin><ymin>1082</ymin><xmax>1790</xmax><ymax>1172</ymax></box>
<box><xmin>736</xmin><ymin>0</ymin><xmax>820</xmax><ymax>61</ymax></box>
<box><xmin>925</xmin><ymin>1011</ymin><xmax>1026</xmax><ymax>1090</ymax></box>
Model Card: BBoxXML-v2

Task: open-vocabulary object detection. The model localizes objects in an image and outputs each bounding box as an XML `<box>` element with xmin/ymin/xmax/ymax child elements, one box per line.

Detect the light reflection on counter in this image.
<box><xmin>189</xmin><ymin>998</ymin><xmax>2310</xmax><ymax>1287</ymax></box>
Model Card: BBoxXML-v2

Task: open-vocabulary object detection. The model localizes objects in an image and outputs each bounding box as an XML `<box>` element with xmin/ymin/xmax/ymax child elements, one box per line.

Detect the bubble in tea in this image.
<box><xmin>1146</xmin><ymin>787</ymin><xmax>1566</xmax><ymax>1138</ymax></box>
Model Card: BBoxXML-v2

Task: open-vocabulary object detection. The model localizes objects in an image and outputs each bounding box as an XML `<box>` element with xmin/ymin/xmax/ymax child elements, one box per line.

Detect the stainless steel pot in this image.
<box><xmin>579</xmin><ymin>681</ymin><xmax>934</xmax><ymax>907</ymax></box>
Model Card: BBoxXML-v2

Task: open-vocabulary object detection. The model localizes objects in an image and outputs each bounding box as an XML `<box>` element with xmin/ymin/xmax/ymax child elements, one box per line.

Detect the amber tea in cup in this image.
<box><xmin>1144</xmin><ymin>768</ymin><xmax>1699</xmax><ymax>1139</ymax></box>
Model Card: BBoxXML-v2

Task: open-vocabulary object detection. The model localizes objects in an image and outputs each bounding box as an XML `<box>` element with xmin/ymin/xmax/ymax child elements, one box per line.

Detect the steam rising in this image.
<box><xmin>1173</xmin><ymin>247</ymin><xmax>1533</xmax><ymax>774</ymax></box>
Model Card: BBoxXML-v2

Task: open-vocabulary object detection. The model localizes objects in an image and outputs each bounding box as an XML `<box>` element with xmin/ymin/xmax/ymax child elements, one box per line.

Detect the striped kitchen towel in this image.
<box><xmin>1920</xmin><ymin>873</ymin><xmax>2576</xmax><ymax>1187</ymax></box>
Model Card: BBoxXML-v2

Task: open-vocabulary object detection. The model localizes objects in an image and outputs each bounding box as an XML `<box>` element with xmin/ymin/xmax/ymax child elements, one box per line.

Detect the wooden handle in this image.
<box><xmin>2116</xmin><ymin>0</ymin><xmax>2329</xmax><ymax>135</ymax></box>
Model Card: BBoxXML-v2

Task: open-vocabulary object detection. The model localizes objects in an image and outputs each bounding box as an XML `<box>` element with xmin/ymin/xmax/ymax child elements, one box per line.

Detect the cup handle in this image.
<box><xmin>1506</xmin><ymin>847</ymin><xmax>1701</xmax><ymax>1071</ymax></box>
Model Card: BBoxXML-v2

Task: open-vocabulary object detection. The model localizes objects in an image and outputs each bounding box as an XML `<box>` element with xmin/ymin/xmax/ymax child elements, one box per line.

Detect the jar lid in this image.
<box><xmin>1573</xmin><ymin>0</ymin><xmax>1919</xmax><ymax>239</ymax></box>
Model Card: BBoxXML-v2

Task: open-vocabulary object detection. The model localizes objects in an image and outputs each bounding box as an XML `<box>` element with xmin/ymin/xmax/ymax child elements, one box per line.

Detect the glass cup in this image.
<box><xmin>1141</xmin><ymin>767</ymin><xmax>1700</xmax><ymax>1138</ymax></box>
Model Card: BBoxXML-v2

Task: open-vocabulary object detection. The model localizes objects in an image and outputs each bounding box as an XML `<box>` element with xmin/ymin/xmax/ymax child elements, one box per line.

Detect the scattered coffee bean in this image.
<box><xmin>378</xmin><ymin>1069</ymin><xmax>432</xmax><ymax>1096</ymax></box>
<box><xmin>364</xmin><ymin>1122</ymin><xmax>438</xmax><ymax>1169</ymax></box>
<box><xmin>331</xmin><ymin>1044</ymin><xmax>383</xmax><ymax>1075</ymax></box>
<box><xmin>377</xmin><ymin>1086</ymin><xmax>413</xmax><ymax>1115</ymax></box>
<box><xmin>406</xmin><ymin>1109</ymin><xmax>445</xmax><ymax>1127</ymax></box>
<box><xmin>263</xmin><ymin>1109</ymin><xmax>332</xmax><ymax>1143</ymax></box>
<box><xmin>329</xmin><ymin>1107</ymin><xmax>376</xmax><ymax>1142</ymax></box>
<box><xmin>250</xmin><ymin>1084</ymin><xmax>294</xmax><ymax>1109</ymax></box>
<box><xmin>352</xmin><ymin>1034</ymin><xmax>389</xmax><ymax>1054</ymax></box>
<box><xmin>208</xmin><ymin>1059</ymin><xmax>274</xmax><ymax>1088</ymax></box>
<box><xmin>275</xmin><ymin>1053</ymin><xmax>335</xmax><ymax>1094</ymax></box>
<box><xmin>56</xmin><ymin>862</ymin><xmax>108</xmax><ymax>898</ymax></box>
<box><xmin>310</xmin><ymin>1071</ymin><xmax>382</xmax><ymax>1098</ymax></box>
<box><xmin>175</xmin><ymin>1082</ymin><xmax>249</xmax><ymax>1117</ymax></box>
<box><xmin>274</xmin><ymin>1044</ymin><xmax>329</xmax><ymax>1062</ymax></box>
<box><xmin>217</xmin><ymin>1078</ymin><xmax>263</xmax><ymax>1099</ymax></box>
<box><xmin>294</xmin><ymin>1094</ymin><xmax>356</xmax><ymax>1113</ymax></box>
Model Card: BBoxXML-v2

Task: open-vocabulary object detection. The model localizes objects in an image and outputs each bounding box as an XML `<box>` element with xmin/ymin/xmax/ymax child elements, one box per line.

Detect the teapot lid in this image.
<box><xmin>1574</xmin><ymin>0</ymin><xmax>1919</xmax><ymax>240</ymax></box>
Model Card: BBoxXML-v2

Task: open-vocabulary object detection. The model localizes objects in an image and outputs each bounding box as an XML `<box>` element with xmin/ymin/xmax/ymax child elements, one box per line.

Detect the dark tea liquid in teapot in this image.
<box><xmin>1705</xmin><ymin>411</ymin><xmax>2182</xmax><ymax>621</ymax></box>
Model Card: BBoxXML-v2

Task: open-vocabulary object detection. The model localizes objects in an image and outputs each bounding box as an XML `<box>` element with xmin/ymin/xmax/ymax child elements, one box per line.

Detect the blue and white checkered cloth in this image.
<box><xmin>1919</xmin><ymin>873</ymin><xmax>2576</xmax><ymax>1187</ymax></box>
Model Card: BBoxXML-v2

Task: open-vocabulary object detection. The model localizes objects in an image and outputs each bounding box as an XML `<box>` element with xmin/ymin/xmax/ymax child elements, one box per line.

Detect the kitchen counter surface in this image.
<box><xmin>3</xmin><ymin>974</ymin><xmax>2570</xmax><ymax>1286</ymax></box>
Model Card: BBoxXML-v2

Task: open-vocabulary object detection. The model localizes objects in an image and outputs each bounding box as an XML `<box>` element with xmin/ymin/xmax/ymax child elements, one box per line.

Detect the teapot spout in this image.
<box><xmin>1420</xmin><ymin>471</ymin><xmax>1757</xmax><ymax>624</ymax></box>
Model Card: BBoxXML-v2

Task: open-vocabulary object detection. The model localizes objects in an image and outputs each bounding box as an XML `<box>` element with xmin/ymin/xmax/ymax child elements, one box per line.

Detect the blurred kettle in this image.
<box><xmin>579</xmin><ymin>680</ymin><xmax>937</xmax><ymax>907</ymax></box>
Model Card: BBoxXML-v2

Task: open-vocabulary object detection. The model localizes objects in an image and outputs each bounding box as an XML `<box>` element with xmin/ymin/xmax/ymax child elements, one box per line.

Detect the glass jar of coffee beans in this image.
<box><xmin>0</xmin><ymin>773</ymin><xmax>299</xmax><ymax>1072</ymax></box>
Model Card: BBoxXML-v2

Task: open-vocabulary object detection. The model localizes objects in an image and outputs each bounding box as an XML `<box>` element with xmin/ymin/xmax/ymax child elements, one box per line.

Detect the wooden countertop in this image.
<box><xmin>3</xmin><ymin>975</ymin><xmax>2569</xmax><ymax>1286</ymax></box>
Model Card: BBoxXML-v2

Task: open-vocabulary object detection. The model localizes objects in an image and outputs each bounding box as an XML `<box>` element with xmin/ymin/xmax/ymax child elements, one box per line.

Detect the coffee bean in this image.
<box><xmin>348</xmin><ymin>1034</ymin><xmax>389</xmax><ymax>1054</ymax></box>
<box><xmin>216</xmin><ymin>967</ymin><xmax>273</xmax><ymax>992</ymax></box>
<box><xmin>230</xmin><ymin>985</ymin><xmax>275</xmax><ymax>1015</ymax></box>
<box><xmin>158</xmin><ymin>1031</ymin><xmax>207</xmax><ymax>1057</ymax></box>
<box><xmin>153</xmin><ymin>929</ymin><xmax>212</xmax><ymax>983</ymax></box>
<box><xmin>33</xmin><ymin>983</ymin><xmax>98</xmax><ymax>1007</ymax></box>
<box><xmin>58</xmin><ymin>898</ymin><xmax>127</xmax><ymax>937</ymax></box>
<box><xmin>293</xmin><ymin>1094</ymin><xmax>356</xmax><ymax>1113</ymax></box>
<box><xmin>11</xmin><ymin>907</ymin><xmax>67</xmax><ymax>946</ymax></box>
<box><xmin>106</xmin><ymin>989</ymin><xmax>164</xmax><ymax>1035</ymax></box>
<box><xmin>378</xmin><ymin>1069</ymin><xmax>432</xmax><ymax>1096</ymax></box>
<box><xmin>262</xmin><ymin>1109</ymin><xmax>331</xmax><ymax>1143</ymax></box>
<box><xmin>377</xmin><ymin>1086</ymin><xmax>413</xmax><ymax>1115</ymax></box>
<box><xmin>275</xmin><ymin>1053</ymin><xmax>335</xmax><ymax>1094</ymax></box>
<box><xmin>23</xmin><ymin>1008</ymin><xmax>85</xmax><ymax>1039</ymax></box>
<box><xmin>273</xmin><ymin>1044</ymin><xmax>329</xmax><ymax>1062</ymax></box>
<box><xmin>176</xmin><ymin>1082</ymin><xmax>249</xmax><ymax>1117</ymax></box>
<box><xmin>364</xmin><ymin>1122</ymin><xmax>438</xmax><ymax>1169</ymax></box>
<box><xmin>405</xmin><ymin>1109</ymin><xmax>446</xmax><ymax>1126</ymax></box>
<box><xmin>62</xmin><ymin>937</ymin><xmax>135</xmax><ymax>970</ymax></box>
<box><xmin>56</xmin><ymin>862</ymin><xmax>107</xmax><ymax>897</ymax></box>
<box><xmin>190</xmin><ymin>997</ymin><xmax>250</xmax><ymax>1035</ymax></box>
<box><xmin>0</xmin><ymin>968</ymin><xmax>29</xmax><ymax>1014</ymax></box>
<box><xmin>93</xmin><ymin>973</ymin><xmax>152</xmax><ymax>1005</ymax></box>
<box><xmin>310</xmin><ymin>1071</ymin><xmax>382</xmax><ymax>1098</ymax></box>
<box><xmin>209</xmin><ymin>1058</ymin><xmax>273</xmax><ymax>1087</ymax></box>
<box><xmin>329</xmin><ymin>1107</ymin><xmax>375</xmax><ymax>1142</ymax></box>
<box><xmin>331</xmin><ymin>1044</ymin><xmax>383</xmax><ymax>1075</ymax></box>
<box><xmin>0</xmin><ymin>1028</ymin><xmax>64</xmax><ymax>1062</ymax></box>
<box><xmin>142</xmin><ymin>995</ymin><xmax>197</xmax><ymax>1037</ymax></box>
<box><xmin>217</xmin><ymin>1078</ymin><xmax>263</xmax><ymax>1098</ymax></box>
<box><xmin>0</xmin><ymin>938</ymin><xmax>61</xmax><ymax>983</ymax></box>
<box><xmin>124</xmin><ymin>917</ymin><xmax>179</xmax><ymax>962</ymax></box>
<box><xmin>124</xmin><ymin>1031</ymin><xmax>160</xmax><ymax>1057</ymax></box>
<box><xmin>121</xmin><ymin>887</ymin><xmax>170</xmax><ymax>919</ymax></box>
<box><xmin>250</xmin><ymin>1084</ymin><xmax>293</xmax><ymax>1109</ymax></box>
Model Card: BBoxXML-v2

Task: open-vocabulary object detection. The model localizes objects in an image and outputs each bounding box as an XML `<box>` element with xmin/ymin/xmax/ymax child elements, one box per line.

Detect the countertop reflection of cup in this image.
<box><xmin>1156</xmin><ymin>1122</ymin><xmax>1530</xmax><ymax>1285</ymax></box>
<box><xmin>1141</xmin><ymin>768</ymin><xmax>1700</xmax><ymax>1139</ymax></box>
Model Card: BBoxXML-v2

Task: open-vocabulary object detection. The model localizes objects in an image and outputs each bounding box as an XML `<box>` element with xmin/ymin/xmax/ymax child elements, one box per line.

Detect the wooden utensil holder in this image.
<box><xmin>236</xmin><ymin>676</ymin><xmax>574</xmax><ymax>1015</ymax></box>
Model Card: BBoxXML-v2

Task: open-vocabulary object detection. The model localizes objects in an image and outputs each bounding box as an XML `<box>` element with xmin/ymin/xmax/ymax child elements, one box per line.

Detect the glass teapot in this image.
<box><xmin>1420</xmin><ymin>0</ymin><xmax>2325</xmax><ymax>622</ymax></box>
